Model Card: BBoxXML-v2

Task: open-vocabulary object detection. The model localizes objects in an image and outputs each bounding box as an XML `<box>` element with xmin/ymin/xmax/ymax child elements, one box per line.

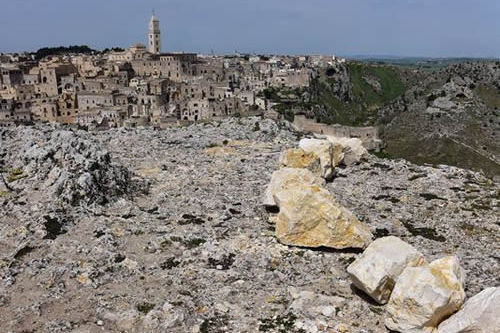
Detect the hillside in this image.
<box><xmin>270</xmin><ymin>60</ymin><xmax>500</xmax><ymax>177</ymax></box>
<box><xmin>380</xmin><ymin>62</ymin><xmax>500</xmax><ymax>177</ymax></box>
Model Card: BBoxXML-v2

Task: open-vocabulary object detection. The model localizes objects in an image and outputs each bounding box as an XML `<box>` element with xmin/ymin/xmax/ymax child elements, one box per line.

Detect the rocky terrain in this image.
<box><xmin>380</xmin><ymin>62</ymin><xmax>500</xmax><ymax>177</ymax></box>
<box><xmin>274</xmin><ymin>61</ymin><xmax>500</xmax><ymax>177</ymax></box>
<box><xmin>0</xmin><ymin>117</ymin><xmax>498</xmax><ymax>332</ymax></box>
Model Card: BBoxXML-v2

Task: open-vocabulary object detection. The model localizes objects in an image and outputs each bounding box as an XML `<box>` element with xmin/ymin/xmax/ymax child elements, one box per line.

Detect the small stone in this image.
<box><xmin>437</xmin><ymin>287</ymin><xmax>500</xmax><ymax>333</ymax></box>
<box><xmin>385</xmin><ymin>256</ymin><xmax>466</xmax><ymax>332</ymax></box>
<box><xmin>320</xmin><ymin>306</ymin><xmax>337</xmax><ymax>317</ymax></box>
<box><xmin>96</xmin><ymin>320</ymin><xmax>103</xmax><ymax>326</ymax></box>
<box><xmin>76</xmin><ymin>273</ymin><xmax>90</xmax><ymax>285</ymax></box>
<box><xmin>121</xmin><ymin>258</ymin><xmax>138</xmax><ymax>270</ymax></box>
<box><xmin>335</xmin><ymin>323</ymin><xmax>350</xmax><ymax>333</ymax></box>
<box><xmin>288</xmin><ymin>288</ymin><xmax>346</xmax><ymax>320</ymax></box>
<box><xmin>347</xmin><ymin>236</ymin><xmax>426</xmax><ymax>304</ymax></box>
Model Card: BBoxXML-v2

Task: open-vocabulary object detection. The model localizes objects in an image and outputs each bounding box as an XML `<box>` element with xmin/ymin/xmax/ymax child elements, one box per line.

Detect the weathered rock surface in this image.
<box><xmin>0</xmin><ymin>117</ymin><xmax>498</xmax><ymax>333</ymax></box>
<box><xmin>437</xmin><ymin>287</ymin><xmax>500</xmax><ymax>333</ymax></box>
<box><xmin>263</xmin><ymin>167</ymin><xmax>324</xmax><ymax>207</ymax></box>
<box><xmin>347</xmin><ymin>236</ymin><xmax>425</xmax><ymax>304</ymax></box>
<box><xmin>273</xmin><ymin>175</ymin><xmax>373</xmax><ymax>249</ymax></box>
<box><xmin>279</xmin><ymin>148</ymin><xmax>322</xmax><ymax>176</ymax></box>
<box><xmin>326</xmin><ymin>136</ymin><xmax>368</xmax><ymax>166</ymax></box>
<box><xmin>385</xmin><ymin>256</ymin><xmax>466</xmax><ymax>332</ymax></box>
<box><xmin>0</xmin><ymin>126</ymin><xmax>139</xmax><ymax>207</ymax></box>
<box><xmin>288</xmin><ymin>287</ymin><xmax>347</xmax><ymax>331</ymax></box>
<box><xmin>298</xmin><ymin>138</ymin><xmax>343</xmax><ymax>179</ymax></box>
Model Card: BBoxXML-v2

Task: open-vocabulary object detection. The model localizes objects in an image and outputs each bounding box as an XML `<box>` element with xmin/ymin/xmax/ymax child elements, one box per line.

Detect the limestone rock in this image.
<box><xmin>143</xmin><ymin>302</ymin><xmax>186</xmax><ymax>330</ymax></box>
<box><xmin>326</xmin><ymin>136</ymin><xmax>368</xmax><ymax>166</ymax></box>
<box><xmin>262</xmin><ymin>167</ymin><xmax>324</xmax><ymax>207</ymax></box>
<box><xmin>279</xmin><ymin>148</ymin><xmax>322</xmax><ymax>176</ymax></box>
<box><xmin>347</xmin><ymin>236</ymin><xmax>425</xmax><ymax>304</ymax></box>
<box><xmin>273</xmin><ymin>176</ymin><xmax>372</xmax><ymax>249</ymax></box>
<box><xmin>298</xmin><ymin>138</ymin><xmax>344</xmax><ymax>179</ymax></box>
<box><xmin>0</xmin><ymin>174</ymin><xmax>9</xmax><ymax>193</ymax></box>
<box><xmin>437</xmin><ymin>287</ymin><xmax>500</xmax><ymax>333</ymax></box>
<box><xmin>385</xmin><ymin>256</ymin><xmax>466</xmax><ymax>332</ymax></box>
<box><xmin>288</xmin><ymin>287</ymin><xmax>346</xmax><ymax>319</ymax></box>
<box><xmin>103</xmin><ymin>310</ymin><xmax>139</xmax><ymax>331</ymax></box>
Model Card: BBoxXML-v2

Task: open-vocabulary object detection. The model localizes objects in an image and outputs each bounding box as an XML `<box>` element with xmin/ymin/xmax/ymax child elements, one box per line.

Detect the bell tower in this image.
<box><xmin>148</xmin><ymin>12</ymin><xmax>161</xmax><ymax>54</ymax></box>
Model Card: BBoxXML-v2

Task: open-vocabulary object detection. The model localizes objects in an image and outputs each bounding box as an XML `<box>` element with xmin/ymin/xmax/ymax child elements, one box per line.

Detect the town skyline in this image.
<box><xmin>2</xmin><ymin>0</ymin><xmax>500</xmax><ymax>58</ymax></box>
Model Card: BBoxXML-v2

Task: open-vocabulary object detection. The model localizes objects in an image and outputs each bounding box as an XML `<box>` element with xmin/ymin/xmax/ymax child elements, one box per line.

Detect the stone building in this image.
<box><xmin>39</xmin><ymin>62</ymin><xmax>78</xmax><ymax>96</ymax></box>
<box><xmin>31</xmin><ymin>97</ymin><xmax>59</xmax><ymax>123</ymax></box>
<box><xmin>178</xmin><ymin>98</ymin><xmax>209</xmax><ymax>121</ymax></box>
<box><xmin>0</xmin><ymin>98</ymin><xmax>14</xmax><ymax>126</ymax></box>
<box><xmin>77</xmin><ymin>91</ymin><xmax>115</xmax><ymax>110</ymax></box>
<box><xmin>49</xmin><ymin>93</ymin><xmax>79</xmax><ymax>124</ymax></box>
<box><xmin>108</xmin><ymin>44</ymin><xmax>148</xmax><ymax>62</ymax></box>
<box><xmin>75</xmin><ymin>107</ymin><xmax>129</xmax><ymax>128</ymax></box>
<box><xmin>1</xmin><ymin>66</ymin><xmax>23</xmax><ymax>88</ymax></box>
<box><xmin>130</xmin><ymin>53</ymin><xmax>196</xmax><ymax>82</ymax></box>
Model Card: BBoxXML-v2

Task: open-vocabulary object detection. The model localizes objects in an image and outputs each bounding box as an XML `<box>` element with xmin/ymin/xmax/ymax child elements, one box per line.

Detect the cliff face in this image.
<box><xmin>307</xmin><ymin>61</ymin><xmax>500</xmax><ymax>177</ymax></box>
<box><xmin>0</xmin><ymin>118</ymin><xmax>498</xmax><ymax>332</ymax></box>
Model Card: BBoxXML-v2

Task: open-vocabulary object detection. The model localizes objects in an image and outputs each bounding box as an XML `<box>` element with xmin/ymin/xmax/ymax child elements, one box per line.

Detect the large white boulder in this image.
<box><xmin>326</xmin><ymin>136</ymin><xmax>368</xmax><ymax>166</ymax></box>
<box><xmin>437</xmin><ymin>287</ymin><xmax>500</xmax><ymax>333</ymax></box>
<box><xmin>298</xmin><ymin>138</ymin><xmax>343</xmax><ymax>180</ymax></box>
<box><xmin>262</xmin><ymin>168</ymin><xmax>324</xmax><ymax>207</ymax></box>
<box><xmin>347</xmin><ymin>236</ymin><xmax>426</xmax><ymax>304</ymax></box>
<box><xmin>272</xmin><ymin>174</ymin><xmax>372</xmax><ymax>249</ymax></box>
<box><xmin>385</xmin><ymin>256</ymin><xmax>466</xmax><ymax>333</ymax></box>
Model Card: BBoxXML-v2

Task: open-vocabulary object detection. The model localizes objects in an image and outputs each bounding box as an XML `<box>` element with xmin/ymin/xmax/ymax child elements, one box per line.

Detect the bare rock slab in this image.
<box><xmin>385</xmin><ymin>256</ymin><xmax>466</xmax><ymax>332</ymax></box>
<box><xmin>273</xmin><ymin>175</ymin><xmax>372</xmax><ymax>249</ymax></box>
<box><xmin>437</xmin><ymin>287</ymin><xmax>500</xmax><ymax>333</ymax></box>
<box><xmin>347</xmin><ymin>236</ymin><xmax>426</xmax><ymax>304</ymax></box>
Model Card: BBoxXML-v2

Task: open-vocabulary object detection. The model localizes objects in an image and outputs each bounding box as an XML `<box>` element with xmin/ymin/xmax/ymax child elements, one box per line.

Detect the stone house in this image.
<box><xmin>1</xmin><ymin>66</ymin><xmax>23</xmax><ymax>88</ymax></box>
<box><xmin>77</xmin><ymin>91</ymin><xmax>114</xmax><ymax>110</ymax></box>
<box><xmin>39</xmin><ymin>63</ymin><xmax>78</xmax><ymax>96</ymax></box>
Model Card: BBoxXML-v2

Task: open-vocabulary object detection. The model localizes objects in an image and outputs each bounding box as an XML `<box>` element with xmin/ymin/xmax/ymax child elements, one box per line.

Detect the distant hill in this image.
<box><xmin>345</xmin><ymin>56</ymin><xmax>500</xmax><ymax>70</ymax></box>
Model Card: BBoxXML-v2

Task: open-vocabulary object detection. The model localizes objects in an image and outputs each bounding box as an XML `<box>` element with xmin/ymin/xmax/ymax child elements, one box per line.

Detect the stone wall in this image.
<box><xmin>293</xmin><ymin>115</ymin><xmax>382</xmax><ymax>151</ymax></box>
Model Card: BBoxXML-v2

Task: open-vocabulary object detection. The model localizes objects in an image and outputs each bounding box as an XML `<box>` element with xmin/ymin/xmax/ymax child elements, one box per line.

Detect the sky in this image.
<box><xmin>1</xmin><ymin>0</ymin><xmax>499</xmax><ymax>58</ymax></box>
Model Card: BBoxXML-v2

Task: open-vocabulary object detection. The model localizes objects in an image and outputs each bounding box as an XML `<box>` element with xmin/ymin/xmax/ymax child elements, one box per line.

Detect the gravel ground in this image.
<box><xmin>0</xmin><ymin>117</ymin><xmax>498</xmax><ymax>332</ymax></box>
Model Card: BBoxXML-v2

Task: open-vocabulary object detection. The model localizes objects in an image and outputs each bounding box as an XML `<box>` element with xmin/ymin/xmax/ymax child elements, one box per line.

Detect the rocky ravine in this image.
<box><xmin>0</xmin><ymin>117</ymin><xmax>498</xmax><ymax>333</ymax></box>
